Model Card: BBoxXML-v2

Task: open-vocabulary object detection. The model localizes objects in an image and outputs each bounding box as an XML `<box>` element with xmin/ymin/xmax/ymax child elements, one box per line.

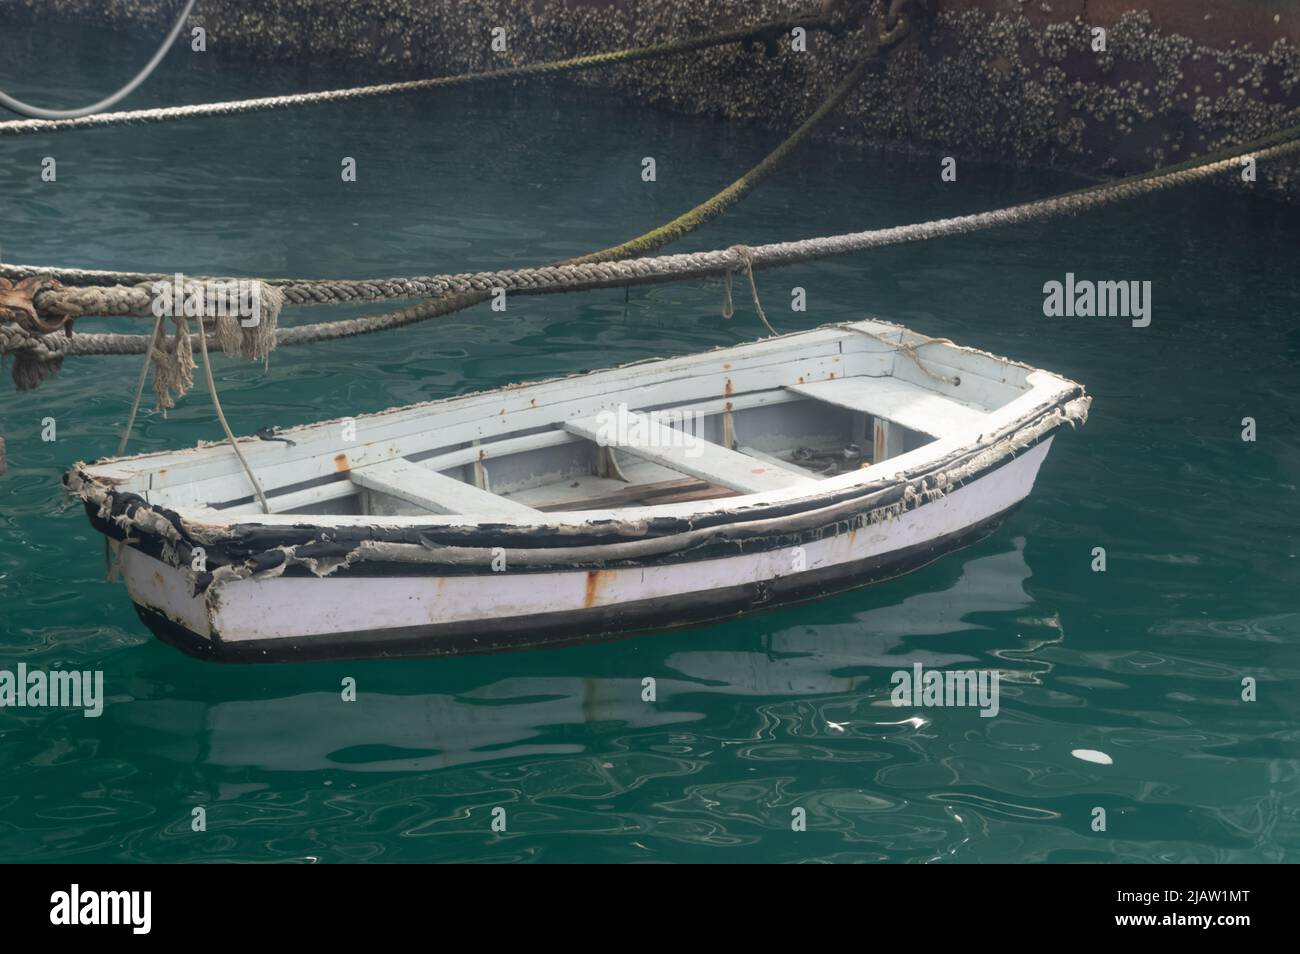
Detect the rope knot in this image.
<box><xmin>0</xmin><ymin>275</ymin><xmax>68</xmax><ymax>336</ymax></box>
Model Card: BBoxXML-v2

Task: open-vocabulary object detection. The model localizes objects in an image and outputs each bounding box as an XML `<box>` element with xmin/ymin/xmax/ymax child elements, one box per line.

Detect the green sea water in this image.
<box><xmin>2</xmin><ymin>22</ymin><xmax>1299</xmax><ymax>863</ymax></box>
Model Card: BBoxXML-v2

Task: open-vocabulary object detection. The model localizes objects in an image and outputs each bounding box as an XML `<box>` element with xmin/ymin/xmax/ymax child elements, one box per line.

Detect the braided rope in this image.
<box><xmin>0</xmin><ymin>15</ymin><xmax>829</xmax><ymax>139</ymax></box>
<box><xmin>13</xmin><ymin>116</ymin><xmax>1299</xmax><ymax>315</ymax></box>
<box><xmin>6</xmin><ymin>128</ymin><xmax>1296</xmax><ymax>365</ymax></box>
<box><xmin>3</xmin><ymin>3</ymin><xmax>1295</xmax><ymax>375</ymax></box>
<box><xmin>4</xmin><ymin>42</ymin><xmax>892</xmax><ymax>365</ymax></box>
<box><xmin>4</xmin><ymin>21</ymin><xmax>875</xmax><ymax>300</ymax></box>
<box><xmin>261</xmin><ymin>125</ymin><xmax>1300</xmax><ymax>313</ymax></box>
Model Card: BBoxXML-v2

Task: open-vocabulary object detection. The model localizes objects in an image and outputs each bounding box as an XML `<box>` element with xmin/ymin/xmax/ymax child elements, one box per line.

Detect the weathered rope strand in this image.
<box><xmin>4</xmin><ymin>42</ymin><xmax>892</xmax><ymax>374</ymax></box>
<box><xmin>12</xmin><ymin>118</ymin><xmax>1298</xmax><ymax>320</ymax></box>
<box><xmin>729</xmin><ymin>244</ymin><xmax>778</xmax><ymax>336</ymax></box>
<box><xmin>261</xmin><ymin>123</ymin><xmax>1300</xmax><ymax>311</ymax></box>
<box><xmin>3</xmin><ymin>33</ymin><xmax>1296</xmax><ymax>373</ymax></box>
<box><xmin>7</xmin><ymin>129</ymin><xmax>1296</xmax><ymax>364</ymax></box>
<box><xmin>0</xmin><ymin>14</ymin><xmax>831</xmax><ymax>138</ymax></box>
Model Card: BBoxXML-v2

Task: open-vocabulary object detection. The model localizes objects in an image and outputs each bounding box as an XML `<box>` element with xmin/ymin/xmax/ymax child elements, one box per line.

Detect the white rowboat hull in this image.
<box><xmin>117</xmin><ymin>440</ymin><xmax>1052</xmax><ymax>661</ymax></box>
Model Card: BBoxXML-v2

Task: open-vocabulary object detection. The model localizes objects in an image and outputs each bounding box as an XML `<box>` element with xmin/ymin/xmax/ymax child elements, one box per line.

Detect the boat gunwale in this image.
<box><xmin>68</xmin><ymin>386</ymin><xmax>1088</xmax><ymax>583</ymax></box>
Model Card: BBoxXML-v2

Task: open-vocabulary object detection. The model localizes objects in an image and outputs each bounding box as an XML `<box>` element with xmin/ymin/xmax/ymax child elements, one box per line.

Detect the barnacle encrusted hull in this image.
<box><xmin>17</xmin><ymin>0</ymin><xmax>1300</xmax><ymax>203</ymax></box>
<box><xmin>66</xmin><ymin>320</ymin><xmax>1089</xmax><ymax>662</ymax></box>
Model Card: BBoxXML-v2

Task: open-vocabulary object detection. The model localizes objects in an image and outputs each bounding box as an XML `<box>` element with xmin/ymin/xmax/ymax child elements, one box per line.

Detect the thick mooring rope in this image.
<box><xmin>4</xmin><ymin>121</ymin><xmax>1295</xmax><ymax>383</ymax></box>
<box><xmin>2</xmin><ymin>33</ymin><xmax>901</xmax><ymax>389</ymax></box>
<box><xmin>0</xmin><ymin>14</ymin><xmax>831</xmax><ymax>138</ymax></box>
<box><xmin>3</xmin><ymin>6</ymin><xmax>1297</xmax><ymax>397</ymax></box>
<box><xmin>265</xmin><ymin>121</ymin><xmax>1300</xmax><ymax>308</ymax></box>
<box><xmin>251</xmin><ymin>119</ymin><xmax>1300</xmax><ymax>311</ymax></box>
<box><xmin>21</xmin><ymin>49</ymin><xmax>881</xmax><ymax>312</ymax></box>
<box><xmin>5</xmin><ymin>121</ymin><xmax>1298</xmax><ymax>374</ymax></box>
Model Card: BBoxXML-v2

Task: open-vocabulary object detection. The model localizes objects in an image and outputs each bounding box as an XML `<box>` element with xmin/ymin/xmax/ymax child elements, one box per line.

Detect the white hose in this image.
<box><xmin>0</xmin><ymin>0</ymin><xmax>197</xmax><ymax>119</ymax></box>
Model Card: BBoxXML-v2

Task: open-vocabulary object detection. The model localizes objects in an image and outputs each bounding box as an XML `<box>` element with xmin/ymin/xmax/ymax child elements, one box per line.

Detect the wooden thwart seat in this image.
<box><xmin>351</xmin><ymin>458</ymin><xmax>539</xmax><ymax>517</ymax></box>
<box><xmin>786</xmin><ymin>376</ymin><xmax>984</xmax><ymax>439</ymax></box>
<box><xmin>565</xmin><ymin>411</ymin><xmax>812</xmax><ymax>494</ymax></box>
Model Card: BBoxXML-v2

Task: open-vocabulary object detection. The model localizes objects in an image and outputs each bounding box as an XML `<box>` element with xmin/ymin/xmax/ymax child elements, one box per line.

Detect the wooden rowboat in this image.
<box><xmin>66</xmin><ymin>320</ymin><xmax>1089</xmax><ymax>662</ymax></box>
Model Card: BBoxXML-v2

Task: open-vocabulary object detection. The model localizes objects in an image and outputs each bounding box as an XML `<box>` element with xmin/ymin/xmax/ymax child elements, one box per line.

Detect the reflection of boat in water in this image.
<box><xmin>69</xmin><ymin>321</ymin><xmax>1087</xmax><ymax>662</ymax></box>
<box><xmin>668</xmin><ymin>535</ymin><xmax>1039</xmax><ymax>685</ymax></box>
<box><xmin>114</xmin><ymin>539</ymin><xmax>1041</xmax><ymax>773</ymax></box>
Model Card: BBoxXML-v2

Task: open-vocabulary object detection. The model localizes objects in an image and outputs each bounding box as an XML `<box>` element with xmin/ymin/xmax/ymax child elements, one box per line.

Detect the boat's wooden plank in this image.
<box><xmin>564</xmin><ymin>412</ymin><xmax>813</xmax><ymax>494</ymax></box>
<box><xmin>189</xmin><ymin>366</ymin><xmax>842</xmax><ymax>512</ymax></box>
<box><xmin>350</xmin><ymin>459</ymin><xmax>540</xmax><ymax>518</ymax></box>
<box><xmin>648</xmin><ymin>485</ymin><xmax>745</xmax><ymax>506</ymax></box>
<box><xmin>843</xmin><ymin>322</ymin><xmax>1028</xmax><ymax>403</ymax></box>
<box><xmin>529</xmin><ymin>477</ymin><xmax>731</xmax><ymax>512</ymax></box>
<box><xmin>220</xmin><ymin>478</ymin><xmax>352</xmax><ymax>515</ymax></box>
<box><xmin>108</xmin><ymin>329</ymin><xmax>861</xmax><ymax>491</ymax></box>
<box><xmin>787</xmin><ymin>376</ymin><xmax>985</xmax><ymax>439</ymax></box>
<box><xmin>640</xmin><ymin>388</ymin><xmax>804</xmax><ymax>419</ymax></box>
<box><xmin>873</xmin><ymin>418</ymin><xmax>905</xmax><ymax>462</ymax></box>
<box><xmin>200</xmin><ymin>374</ymin><xmax>1078</xmax><ymax>527</ymax></box>
<box><xmin>214</xmin><ymin>392</ymin><xmax>803</xmax><ymax>514</ymax></box>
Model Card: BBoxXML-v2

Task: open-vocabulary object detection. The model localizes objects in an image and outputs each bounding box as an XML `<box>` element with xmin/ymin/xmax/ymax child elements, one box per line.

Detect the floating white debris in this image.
<box><xmin>1071</xmin><ymin>748</ymin><xmax>1114</xmax><ymax>765</ymax></box>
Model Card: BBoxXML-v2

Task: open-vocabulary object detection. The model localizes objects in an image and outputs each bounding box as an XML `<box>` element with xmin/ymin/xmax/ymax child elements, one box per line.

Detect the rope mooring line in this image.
<box><xmin>32</xmin><ymin>45</ymin><xmax>878</xmax><ymax>313</ymax></box>
<box><xmin>11</xmin><ymin>101</ymin><xmax>1298</xmax><ymax>318</ymax></box>
<box><xmin>2</xmin><ymin>35</ymin><xmax>898</xmax><ymax>393</ymax></box>
<box><xmin>115</xmin><ymin>311</ymin><xmax>166</xmax><ymax>456</ymax></box>
<box><xmin>0</xmin><ymin>14</ymin><xmax>831</xmax><ymax>139</ymax></box>
<box><xmin>256</xmin><ymin>118</ymin><xmax>1300</xmax><ymax>307</ymax></box>
<box><xmin>4</xmin><ymin>120</ymin><xmax>1296</xmax><ymax>383</ymax></box>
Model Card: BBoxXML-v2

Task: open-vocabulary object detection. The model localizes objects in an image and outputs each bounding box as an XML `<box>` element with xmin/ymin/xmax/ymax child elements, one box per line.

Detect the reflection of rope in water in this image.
<box><xmin>0</xmin><ymin>1</ymin><xmax>196</xmax><ymax>119</ymax></box>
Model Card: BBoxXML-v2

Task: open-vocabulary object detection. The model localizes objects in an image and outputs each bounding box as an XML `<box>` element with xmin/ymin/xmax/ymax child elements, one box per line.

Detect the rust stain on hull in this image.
<box><xmin>583</xmin><ymin>569</ymin><xmax>604</xmax><ymax>608</ymax></box>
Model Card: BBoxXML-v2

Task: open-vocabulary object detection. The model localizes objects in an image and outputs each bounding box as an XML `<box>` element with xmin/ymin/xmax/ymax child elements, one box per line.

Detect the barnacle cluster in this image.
<box><xmin>12</xmin><ymin>0</ymin><xmax>1300</xmax><ymax>199</ymax></box>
